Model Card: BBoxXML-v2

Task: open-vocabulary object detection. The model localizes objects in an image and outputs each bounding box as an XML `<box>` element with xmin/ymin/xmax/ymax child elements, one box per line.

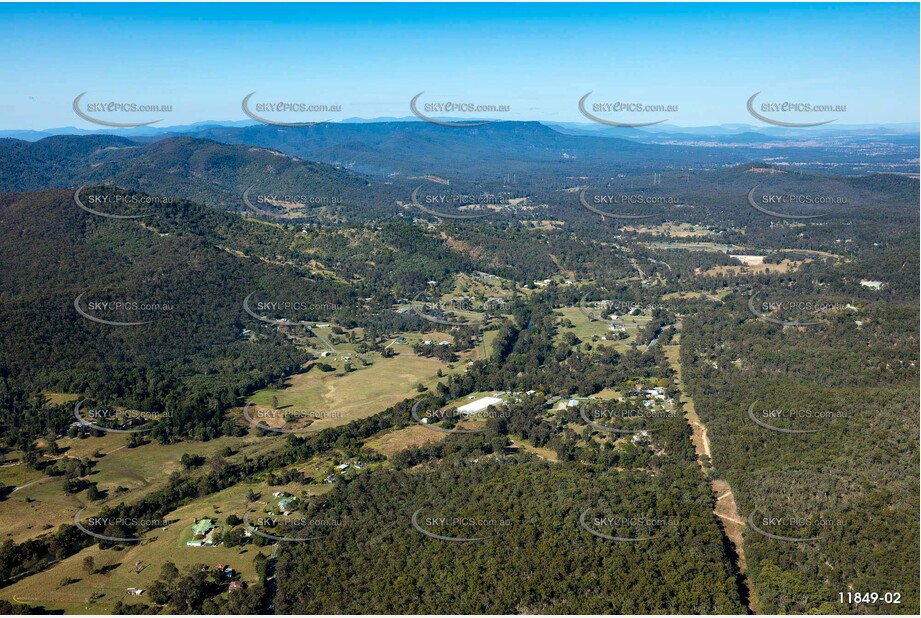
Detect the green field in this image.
<box><xmin>0</xmin><ymin>432</ymin><xmax>277</xmax><ymax>545</ymax></box>
<box><xmin>243</xmin><ymin>352</ymin><xmax>448</xmax><ymax>433</ymax></box>
<box><xmin>1</xmin><ymin>483</ymin><xmax>268</xmax><ymax>614</ymax></box>
<box><xmin>554</xmin><ymin>306</ymin><xmax>652</xmax><ymax>353</ymax></box>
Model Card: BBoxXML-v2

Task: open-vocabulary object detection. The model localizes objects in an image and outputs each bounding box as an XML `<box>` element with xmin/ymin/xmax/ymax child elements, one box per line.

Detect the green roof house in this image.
<box><xmin>187</xmin><ymin>518</ymin><xmax>216</xmax><ymax>547</ymax></box>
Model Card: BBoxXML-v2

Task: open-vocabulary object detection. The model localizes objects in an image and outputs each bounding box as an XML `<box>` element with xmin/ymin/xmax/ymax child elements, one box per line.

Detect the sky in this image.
<box><xmin>0</xmin><ymin>2</ymin><xmax>918</xmax><ymax>129</ymax></box>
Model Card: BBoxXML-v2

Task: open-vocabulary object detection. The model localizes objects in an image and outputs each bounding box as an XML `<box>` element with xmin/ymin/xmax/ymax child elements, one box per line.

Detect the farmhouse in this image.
<box><xmin>186</xmin><ymin>518</ymin><xmax>217</xmax><ymax>547</ymax></box>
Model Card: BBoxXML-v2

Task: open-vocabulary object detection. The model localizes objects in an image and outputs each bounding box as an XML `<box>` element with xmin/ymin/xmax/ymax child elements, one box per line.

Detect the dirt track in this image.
<box><xmin>665</xmin><ymin>338</ymin><xmax>757</xmax><ymax>613</ymax></box>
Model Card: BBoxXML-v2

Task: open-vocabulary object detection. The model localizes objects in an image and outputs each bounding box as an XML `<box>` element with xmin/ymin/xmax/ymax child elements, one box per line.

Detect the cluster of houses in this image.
<box><xmin>270</xmin><ymin>492</ymin><xmax>298</xmax><ymax>516</ymax></box>
<box><xmin>324</xmin><ymin>460</ymin><xmax>364</xmax><ymax>483</ymax></box>
<box><xmin>530</xmin><ymin>278</ymin><xmax>574</xmax><ymax>288</ymax></box>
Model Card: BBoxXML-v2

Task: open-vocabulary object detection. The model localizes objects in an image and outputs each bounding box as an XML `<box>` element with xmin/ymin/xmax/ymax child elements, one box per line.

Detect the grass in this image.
<box><xmin>243</xmin><ymin>352</ymin><xmax>447</xmax><ymax>433</ymax></box>
<box><xmin>622</xmin><ymin>222</ymin><xmax>714</xmax><ymax>238</ymax></box>
<box><xmin>43</xmin><ymin>392</ymin><xmax>82</xmax><ymax>405</ymax></box>
<box><xmin>644</xmin><ymin>241</ymin><xmax>735</xmax><ymax>252</ymax></box>
<box><xmin>364</xmin><ymin>425</ymin><xmax>448</xmax><ymax>457</ymax></box>
<box><xmin>554</xmin><ymin>307</ymin><xmax>652</xmax><ymax>353</ymax></box>
<box><xmin>701</xmin><ymin>259</ymin><xmax>802</xmax><ymax>277</ymax></box>
<box><xmin>1</xmin><ymin>433</ymin><xmax>269</xmax><ymax>545</ymax></box>
<box><xmin>1</xmin><ymin>482</ymin><xmax>267</xmax><ymax>614</ymax></box>
<box><xmin>509</xmin><ymin>437</ymin><xmax>558</xmax><ymax>462</ymax></box>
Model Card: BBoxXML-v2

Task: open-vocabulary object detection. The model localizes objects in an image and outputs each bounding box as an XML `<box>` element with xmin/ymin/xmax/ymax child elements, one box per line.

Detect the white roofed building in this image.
<box><xmin>457</xmin><ymin>396</ymin><xmax>503</xmax><ymax>415</ymax></box>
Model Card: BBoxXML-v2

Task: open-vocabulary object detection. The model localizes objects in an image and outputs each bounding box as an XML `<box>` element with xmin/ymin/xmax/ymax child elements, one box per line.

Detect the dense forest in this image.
<box><xmin>680</xmin><ymin>265</ymin><xmax>919</xmax><ymax>613</ymax></box>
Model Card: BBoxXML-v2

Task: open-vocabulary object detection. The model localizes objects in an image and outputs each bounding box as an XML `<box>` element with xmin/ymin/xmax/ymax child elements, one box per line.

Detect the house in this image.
<box><xmin>186</xmin><ymin>518</ymin><xmax>216</xmax><ymax>547</ymax></box>
<box><xmin>335</xmin><ymin>463</ymin><xmax>350</xmax><ymax>471</ymax></box>
<box><xmin>229</xmin><ymin>580</ymin><xmax>245</xmax><ymax>592</ymax></box>
<box><xmin>631</xmin><ymin>430</ymin><xmax>651</xmax><ymax>445</ymax></box>
<box><xmin>126</xmin><ymin>588</ymin><xmax>144</xmax><ymax>596</ymax></box>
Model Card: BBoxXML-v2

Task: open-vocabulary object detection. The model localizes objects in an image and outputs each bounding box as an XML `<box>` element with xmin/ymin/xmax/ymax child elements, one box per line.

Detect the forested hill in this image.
<box><xmin>0</xmin><ymin>188</ymin><xmax>325</xmax><ymax>441</ymax></box>
<box><xmin>0</xmin><ymin>185</ymin><xmax>503</xmax><ymax>444</ymax></box>
<box><xmin>0</xmin><ymin>135</ymin><xmax>407</xmax><ymax>217</ymax></box>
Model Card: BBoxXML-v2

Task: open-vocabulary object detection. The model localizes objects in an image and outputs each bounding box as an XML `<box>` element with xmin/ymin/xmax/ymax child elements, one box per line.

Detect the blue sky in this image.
<box><xmin>0</xmin><ymin>2</ymin><xmax>917</xmax><ymax>129</ymax></box>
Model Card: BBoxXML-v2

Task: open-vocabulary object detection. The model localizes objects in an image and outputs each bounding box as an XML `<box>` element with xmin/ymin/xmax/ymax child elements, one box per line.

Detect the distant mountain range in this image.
<box><xmin>2</xmin><ymin>120</ymin><xmax>917</xmax><ymax>190</ymax></box>
<box><xmin>2</xmin><ymin>118</ymin><xmax>916</xmax><ymax>142</ymax></box>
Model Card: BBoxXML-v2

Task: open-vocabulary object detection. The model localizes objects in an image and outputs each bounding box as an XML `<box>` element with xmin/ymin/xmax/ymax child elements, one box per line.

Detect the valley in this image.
<box><xmin>0</xmin><ymin>85</ymin><xmax>917</xmax><ymax>618</ymax></box>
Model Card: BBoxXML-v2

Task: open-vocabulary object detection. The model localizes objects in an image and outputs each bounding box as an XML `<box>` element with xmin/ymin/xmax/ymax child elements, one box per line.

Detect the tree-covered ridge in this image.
<box><xmin>0</xmin><ymin>135</ymin><xmax>408</xmax><ymax>218</ymax></box>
